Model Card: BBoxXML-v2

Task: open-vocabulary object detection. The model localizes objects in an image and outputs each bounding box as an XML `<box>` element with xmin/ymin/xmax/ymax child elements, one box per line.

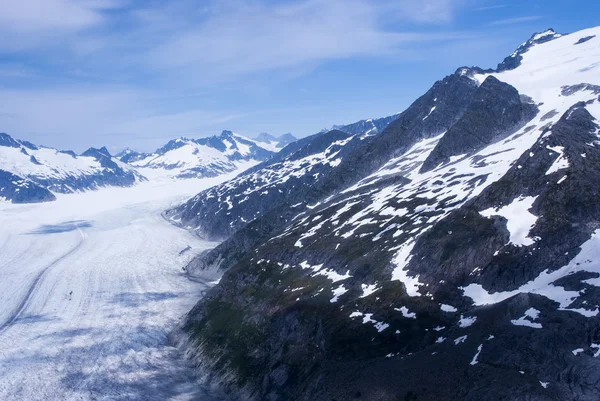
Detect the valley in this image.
<box><xmin>0</xmin><ymin>175</ymin><xmax>238</xmax><ymax>401</ymax></box>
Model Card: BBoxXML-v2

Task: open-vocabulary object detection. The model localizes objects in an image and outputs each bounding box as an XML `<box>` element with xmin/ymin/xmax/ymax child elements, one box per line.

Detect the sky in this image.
<box><xmin>0</xmin><ymin>0</ymin><xmax>599</xmax><ymax>153</ymax></box>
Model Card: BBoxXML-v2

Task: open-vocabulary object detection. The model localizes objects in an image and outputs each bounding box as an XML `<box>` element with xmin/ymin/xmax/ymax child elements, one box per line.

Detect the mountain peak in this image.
<box><xmin>529</xmin><ymin>28</ymin><xmax>561</xmax><ymax>43</ymax></box>
<box><xmin>81</xmin><ymin>146</ymin><xmax>111</xmax><ymax>159</ymax></box>
<box><xmin>255</xmin><ymin>132</ymin><xmax>278</xmax><ymax>143</ymax></box>
<box><xmin>496</xmin><ymin>28</ymin><xmax>564</xmax><ymax>72</ymax></box>
<box><xmin>116</xmin><ymin>147</ymin><xmax>136</xmax><ymax>158</ymax></box>
<box><xmin>0</xmin><ymin>132</ymin><xmax>21</xmax><ymax>148</ymax></box>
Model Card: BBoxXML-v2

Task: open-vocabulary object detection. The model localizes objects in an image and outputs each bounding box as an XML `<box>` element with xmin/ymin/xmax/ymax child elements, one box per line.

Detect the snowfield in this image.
<box><xmin>0</xmin><ymin>175</ymin><xmax>239</xmax><ymax>400</ymax></box>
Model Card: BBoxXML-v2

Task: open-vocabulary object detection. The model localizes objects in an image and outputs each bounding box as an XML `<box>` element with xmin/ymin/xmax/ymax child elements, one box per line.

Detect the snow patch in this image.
<box><xmin>480</xmin><ymin>196</ymin><xmax>538</xmax><ymax>246</ymax></box>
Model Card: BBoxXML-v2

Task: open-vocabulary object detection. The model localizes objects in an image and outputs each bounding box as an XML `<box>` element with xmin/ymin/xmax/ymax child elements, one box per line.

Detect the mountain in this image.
<box><xmin>124</xmin><ymin>130</ymin><xmax>281</xmax><ymax>179</ymax></box>
<box><xmin>0</xmin><ymin>169</ymin><xmax>56</xmax><ymax>204</ymax></box>
<box><xmin>164</xmin><ymin>112</ymin><xmax>402</xmax><ymax>242</ymax></box>
<box><xmin>275</xmin><ymin>133</ymin><xmax>297</xmax><ymax>148</ymax></box>
<box><xmin>169</xmin><ymin>27</ymin><xmax>600</xmax><ymax>400</ymax></box>
<box><xmin>254</xmin><ymin>132</ymin><xmax>298</xmax><ymax>149</ymax></box>
<box><xmin>115</xmin><ymin>147</ymin><xmax>150</xmax><ymax>164</ymax></box>
<box><xmin>331</xmin><ymin>113</ymin><xmax>400</xmax><ymax>136</ymax></box>
<box><xmin>0</xmin><ymin>134</ymin><xmax>146</xmax><ymax>203</ymax></box>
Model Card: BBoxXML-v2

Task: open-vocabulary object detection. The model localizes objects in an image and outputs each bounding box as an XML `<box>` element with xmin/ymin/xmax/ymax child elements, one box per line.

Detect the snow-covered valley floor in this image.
<box><xmin>0</xmin><ymin>175</ymin><xmax>237</xmax><ymax>401</ymax></box>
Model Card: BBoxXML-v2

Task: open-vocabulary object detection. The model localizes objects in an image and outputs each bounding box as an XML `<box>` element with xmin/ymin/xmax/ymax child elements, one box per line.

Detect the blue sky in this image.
<box><xmin>0</xmin><ymin>0</ymin><xmax>598</xmax><ymax>153</ymax></box>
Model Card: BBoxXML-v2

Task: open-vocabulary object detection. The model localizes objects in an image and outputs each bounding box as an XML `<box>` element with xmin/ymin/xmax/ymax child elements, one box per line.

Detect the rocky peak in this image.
<box><xmin>496</xmin><ymin>28</ymin><xmax>563</xmax><ymax>72</ymax></box>
<box><xmin>255</xmin><ymin>132</ymin><xmax>278</xmax><ymax>143</ymax></box>
<box><xmin>419</xmin><ymin>75</ymin><xmax>538</xmax><ymax>173</ymax></box>
<box><xmin>0</xmin><ymin>133</ymin><xmax>21</xmax><ymax>148</ymax></box>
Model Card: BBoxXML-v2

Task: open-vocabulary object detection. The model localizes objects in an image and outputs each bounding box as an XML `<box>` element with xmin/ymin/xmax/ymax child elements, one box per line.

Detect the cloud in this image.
<box><xmin>0</xmin><ymin>0</ymin><xmax>125</xmax><ymax>51</ymax></box>
<box><xmin>475</xmin><ymin>4</ymin><xmax>507</xmax><ymax>11</ymax></box>
<box><xmin>139</xmin><ymin>0</ymin><xmax>470</xmax><ymax>84</ymax></box>
<box><xmin>0</xmin><ymin>0</ymin><xmax>476</xmax><ymax>150</ymax></box>
<box><xmin>490</xmin><ymin>15</ymin><xmax>543</xmax><ymax>25</ymax></box>
<box><xmin>0</xmin><ymin>86</ymin><xmax>261</xmax><ymax>152</ymax></box>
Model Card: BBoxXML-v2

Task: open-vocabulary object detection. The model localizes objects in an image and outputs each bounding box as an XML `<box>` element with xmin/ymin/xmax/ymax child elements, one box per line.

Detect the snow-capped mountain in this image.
<box><xmin>165</xmin><ymin>112</ymin><xmax>402</xmax><ymax>241</ymax></box>
<box><xmin>124</xmin><ymin>130</ymin><xmax>282</xmax><ymax>179</ymax></box>
<box><xmin>254</xmin><ymin>132</ymin><xmax>298</xmax><ymax>150</ymax></box>
<box><xmin>0</xmin><ymin>133</ymin><xmax>145</xmax><ymax>203</ymax></box>
<box><xmin>169</xmin><ymin>27</ymin><xmax>600</xmax><ymax>401</ymax></box>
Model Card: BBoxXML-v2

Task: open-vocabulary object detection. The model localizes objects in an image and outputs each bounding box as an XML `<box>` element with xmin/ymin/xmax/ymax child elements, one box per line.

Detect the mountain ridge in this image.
<box><xmin>169</xmin><ymin>25</ymin><xmax>600</xmax><ymax>401</ymax></box>
<box><xmin>0</xmin><ymin>133</ymin><xmax>146</xmax><ymax>203</ymax></box>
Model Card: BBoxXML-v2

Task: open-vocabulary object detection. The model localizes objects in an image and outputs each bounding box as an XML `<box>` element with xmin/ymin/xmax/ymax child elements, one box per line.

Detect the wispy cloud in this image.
<box><xmin>0</xmin><ymin>0</ymin><xmax>479</xmax><ymax>150</ymax></box>
<box><xmin>475</xmin><ymin>4</ymin><xmax>508</xmax><ymax>11</ymax></box>
<box><xmin>490</xmin><ymin>15</ymin><xmax>543</xmax><ymax>25</ymax></box>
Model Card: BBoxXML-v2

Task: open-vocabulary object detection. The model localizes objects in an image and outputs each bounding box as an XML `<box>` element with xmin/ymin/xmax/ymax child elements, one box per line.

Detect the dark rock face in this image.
<box><xmin>0</xmin><ymin>133</ymin><xmax>21</xmax><ymax>148</ymax></box>
<box><xmin>420</xmin><ymin>76</ymin><xmax>538</xmax><ymax>173</ymax></box>
<box><xmin>254</xmin><ymin>132</ymin><xmax>278</xmax><ymax>143</ymax></box>
<box><xmin>0</xmin><ymin>170</ymin><xmax>56</xmax><ymax>203</ymax></box>
<box><xmin>561</xmin><ymin>83</ymin><xmax>600</xmax><ymax>96</ymax></box>
<box><xmin>276</xmin><ymin>133</ymin><xmax>297</xmax><ymax>148</ymax></box>
<box><xmin>575</xmin><ymin>35</ymin><xmax>595</xmax><ymax>45</ymax></box>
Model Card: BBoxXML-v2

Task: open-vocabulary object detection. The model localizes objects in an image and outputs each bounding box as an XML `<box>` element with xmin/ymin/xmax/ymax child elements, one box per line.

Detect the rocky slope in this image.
<box><xmin>0</xmin><ymin>133</ymin><xmax>145</xmax><ymax>203</ymax></box>
<box><xmin>170</xmin><ymin>27</ymin><xmax>600</xmax><ymax>401</ymax></box>
<box><xmin>164</xmin><ymin>114</ymin><xmax>400</xmax><ymax>234</ymax></box>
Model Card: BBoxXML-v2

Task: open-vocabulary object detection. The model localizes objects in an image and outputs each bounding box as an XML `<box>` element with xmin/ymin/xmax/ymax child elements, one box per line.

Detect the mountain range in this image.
<box><xmin>166</xmin><ymin>27</ymin><xmax>600</xmax><ymax>401</ymax></box>
<box><xmin>0</xmin><ymin>133</ymin><xmax>145</xmax><ymax>203</ymax></box>
<box><xmin>120</xmin><ymin>130</ymin><xmax>293</xmax><ymax>179</ymax></box>
<box><xmin>1</xmin><ymin>114</ymin><xmax>401</xmax><ymax>204</ymax></box>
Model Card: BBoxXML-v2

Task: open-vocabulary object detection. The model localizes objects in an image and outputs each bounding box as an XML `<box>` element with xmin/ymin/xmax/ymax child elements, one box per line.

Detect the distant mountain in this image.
<box><xmin>169</xmin><ymin>26</ymin><xmax>600</xmax><ymax>401</ymax></box>
<box><xmin>0</xmin><ymin>133</ymin><xmax>146</xmax><ymax>203</ymax></box>
<box><xmin>253</xmin><ymin>132</ymin><xmax>298</xmax><ymax>149</ymax></box>
<box><xmin>0</xmin><ymin>169</ymin><xmax>56</xmax><ymax>204</ymax></box>
<box><xmin>125</xmin><ymin>130</ymin><xmax>288</xmax><ymax>179</ymax></box>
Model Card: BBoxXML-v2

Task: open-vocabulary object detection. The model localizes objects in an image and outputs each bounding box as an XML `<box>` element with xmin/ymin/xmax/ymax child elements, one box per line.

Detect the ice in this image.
<box><xmin>0</xmin><ymin>173</ymin><xmax>237</xmax><ymax>400</ymax></box>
